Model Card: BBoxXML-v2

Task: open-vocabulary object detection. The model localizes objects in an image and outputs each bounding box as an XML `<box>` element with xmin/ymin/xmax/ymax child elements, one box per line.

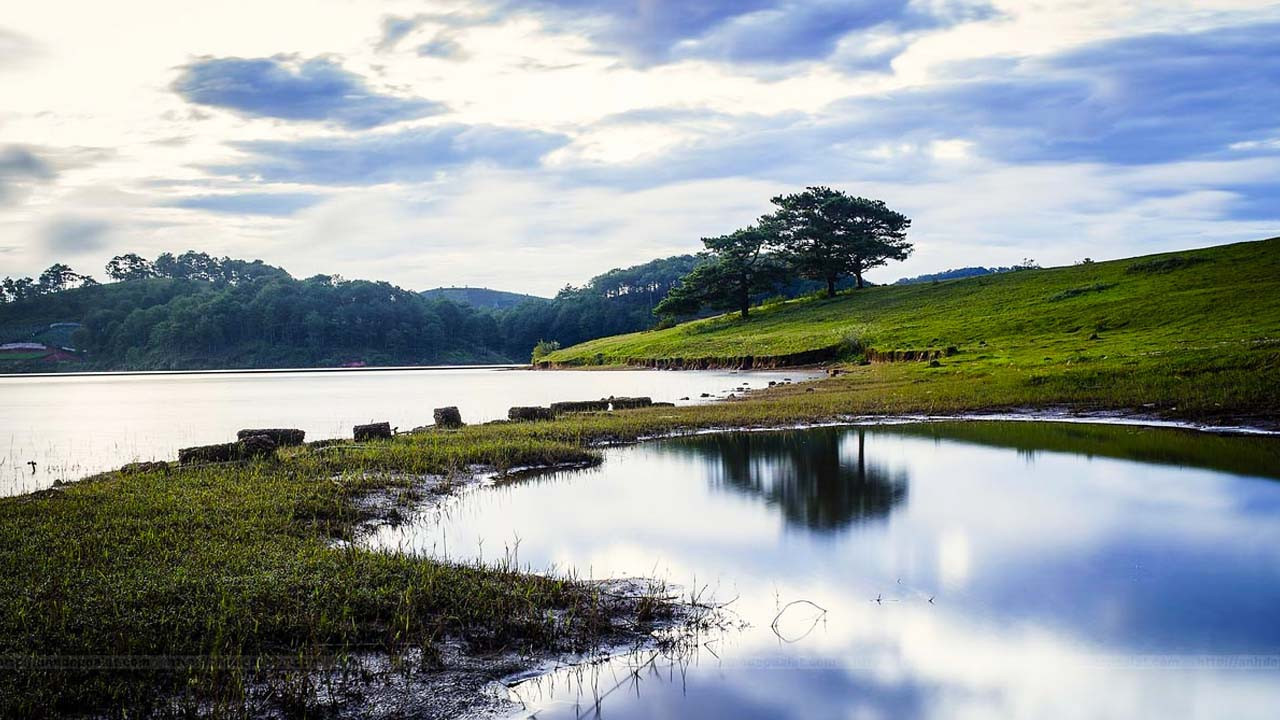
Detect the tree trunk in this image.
<box><xmin>825</xmin><ymin>276</ymin><xmax>836</xmax><ymax>298</ymax></box>
<box><xmin>855</xmin><ymin>271</ymin><xmax>865</xmax><ymax>289</ymax></box>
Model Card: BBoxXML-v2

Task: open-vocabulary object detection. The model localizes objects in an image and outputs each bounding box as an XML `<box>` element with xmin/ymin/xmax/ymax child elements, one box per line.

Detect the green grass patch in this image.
<box><xmin>542</xmin><ymin>238</ymin><xmax>1280</xmax><ymax>389</ymax></box>
<box><xmin>0</xmin><ymin>435</ymin><xmax>644</xmax><ymax>716</ymax></box>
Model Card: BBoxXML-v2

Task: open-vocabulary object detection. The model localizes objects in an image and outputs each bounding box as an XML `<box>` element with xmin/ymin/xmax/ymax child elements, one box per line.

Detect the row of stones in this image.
<box><xmin>143</xmin><ymin>397</ymin><xmax>663</xmax><ymax>470</ymax></box>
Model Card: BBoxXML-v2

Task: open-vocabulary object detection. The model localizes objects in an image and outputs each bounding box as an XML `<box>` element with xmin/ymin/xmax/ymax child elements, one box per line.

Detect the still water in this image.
<box><xmin>0</xmin><ymin>366</ymin><xmax>809</xmax><ymax>495</ymax></box>
<box><xmin>369</xmin><ymin>422</ymin><xmax>1280</xmax><ymax>719</ymax></box>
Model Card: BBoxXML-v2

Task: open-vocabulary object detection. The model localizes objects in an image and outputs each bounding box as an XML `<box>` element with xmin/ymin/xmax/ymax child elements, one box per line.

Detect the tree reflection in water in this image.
<box><xmin>662</xmin><ymin>428</ymin><xmax>908</xmax><ymax>531</ymax></box>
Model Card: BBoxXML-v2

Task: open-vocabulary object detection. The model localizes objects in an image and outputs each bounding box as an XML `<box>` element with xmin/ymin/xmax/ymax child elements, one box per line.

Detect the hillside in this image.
<box><xmin>547</xmin><ymin>238</ymin><xmax>1280</xmax><ymax>365</ymax></box>
<box><xmin>419</xmin><ymin>286</ymin><xmax>545</xmax><ymax>310</ymax></box>
<box><xmin>544</xmin><ymin>238</ymin><xmax>1280</xmax><ymax>419</ymax></box>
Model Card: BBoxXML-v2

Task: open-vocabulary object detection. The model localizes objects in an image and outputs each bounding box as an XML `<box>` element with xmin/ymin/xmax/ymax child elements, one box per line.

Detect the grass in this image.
<box><xmin>543</xmin><ymin>239</ymin><xmax>1280</xmax><ymax>382</ymax></box>
<box><xmin>0</xmin><ymin>435</ymin><xmax>651</xmax><ymax>717</ymax></box>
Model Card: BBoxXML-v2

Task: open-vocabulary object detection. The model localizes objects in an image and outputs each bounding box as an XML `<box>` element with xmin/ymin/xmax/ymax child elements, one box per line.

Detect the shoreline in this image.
<box><xmin>0</xmin><ymin>363</ymin><xmax>530</xmax><ymax>380</ymax></box>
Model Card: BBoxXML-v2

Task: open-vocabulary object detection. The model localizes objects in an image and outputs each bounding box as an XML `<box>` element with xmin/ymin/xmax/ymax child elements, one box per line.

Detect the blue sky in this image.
<box><xmin>0</xmin><ymin>1</ymin><xmax>1277</xmax><ymax>294</ymax></box>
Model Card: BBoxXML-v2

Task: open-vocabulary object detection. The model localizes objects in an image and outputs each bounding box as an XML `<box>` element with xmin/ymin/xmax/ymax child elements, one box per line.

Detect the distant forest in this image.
<box><xmin>893</xmin><ymin>263</ymin><xmax>1039</xmax><ymax>285</ymax></box>
<box><xmin>0</xmin><ymin>250</ymin><xmax>835</xmax><ymax>371</ymax></box>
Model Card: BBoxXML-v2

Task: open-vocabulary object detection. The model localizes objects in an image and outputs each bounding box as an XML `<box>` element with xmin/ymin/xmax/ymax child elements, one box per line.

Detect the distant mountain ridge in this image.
<box><xmin>419</xmin><ymin>286</ymin><xmax>544</xmax><ymax>310</ymax></box>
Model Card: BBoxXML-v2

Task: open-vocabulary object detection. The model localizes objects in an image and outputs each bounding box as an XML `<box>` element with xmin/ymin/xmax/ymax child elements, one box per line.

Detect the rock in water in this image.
<box><xmin>236</xmin><ymin>428</ymin><xmax>305</xmax><ymax>446</ymax></box>
<box><xmin>353</xmin><ymin>422</ymin><xmax>393</xmax><ymax>441</ymax></box>
<box><xmin>433</xmin><ymin>406</ymin><xmax>464</xmax><ymax>428</ymax></box>
<box><xmin>549</xmin><ymin>400</ymin><xmax>610</xmax><ymax>414</ymax></box>
<box><xmin>508</xmin><ymin>406</ymin><xmax>554</xmax><ymax>422</ymax></box>
<box><xmin>178</xmin><ymin>442</ymin><xmax>240</xmax><ymax>465</ymax></box>
<box><xmin>608</xmin><ymin>396</ymin><xmax>652</xmax><ymax>410</ymax></box>
<box><xmin>239</xmin><ymin>434</ymin><xmax>278</xmax><ymax>458</ymax></box>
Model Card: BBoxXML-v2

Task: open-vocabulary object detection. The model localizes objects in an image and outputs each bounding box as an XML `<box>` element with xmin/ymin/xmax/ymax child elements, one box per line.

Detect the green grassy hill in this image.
<box><xmin>547</xmin><ymin>238</ymin><xmax>1280</xmax><ymax>366</ymax></box>
<box><xmin>545</xmin><ymin>238</ymin><xmax>1280</xmax><ymax>420</ymax></box>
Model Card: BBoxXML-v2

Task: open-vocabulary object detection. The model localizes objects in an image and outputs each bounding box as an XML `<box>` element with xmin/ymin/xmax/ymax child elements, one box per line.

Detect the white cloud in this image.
<box><xmin>0</xmin><ymin>0</ymin><xmax>1276</xmax><ymax>289</ymax></box>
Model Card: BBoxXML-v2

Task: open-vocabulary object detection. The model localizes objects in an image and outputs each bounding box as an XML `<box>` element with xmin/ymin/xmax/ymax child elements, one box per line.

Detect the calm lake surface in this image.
<box><xmin>369</xmin><ymin>421</ymin><xmax>1280</xmax><ymax>719</ymax></box>
<box><xmin>0</xmin><ymin>366</ymin><xmax>810</xmax><ymax>495</ymax></box>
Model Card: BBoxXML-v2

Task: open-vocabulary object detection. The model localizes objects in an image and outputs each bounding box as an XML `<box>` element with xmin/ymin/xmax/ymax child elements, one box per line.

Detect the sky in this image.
<box><xmin>1</xmin><ymin>0</ymin><xmax>1277</xmax><ymax>296</ymax></box>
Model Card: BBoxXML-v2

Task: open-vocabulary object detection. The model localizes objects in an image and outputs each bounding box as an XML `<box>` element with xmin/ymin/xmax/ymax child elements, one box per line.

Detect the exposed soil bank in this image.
<box><xmin>537</xmin><ymin>344</ymin><xmax>977</xmax><ymax>369</ymax></box>
<box><xmin>233</xmin><ymin>580</ymin><xmax>690</xmax><ymax>720</ymax></box>
<box><xmin>536</xmin><ymin>345</ymin><xmax>843</xmax><ymax>370</ymax></box>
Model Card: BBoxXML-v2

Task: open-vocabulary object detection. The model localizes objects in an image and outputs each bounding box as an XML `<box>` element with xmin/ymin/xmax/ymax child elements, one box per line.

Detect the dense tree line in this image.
<box><xmin>657</xmin><ymin>187</ymin><xmax>913</xmax><ymax>319</ymax></box>
<box><xmin>1</xmin><ymin>252</ymin><xmax>508</xmax><ymax>369</ymax></box>
<box><xmin>0</xmin><ymin>251</ymin><xmax>294</xmax><ymax>304</ymax></box>
<box><xmin>1</xmin><ymin>264</ymin><xmax>98</xmax><ymax>302</ymax></box>
<box><xmin>893</xmin><ymin>261</ymin><xmax>1039</xmax><ymax>285</ymax></box>
<box><xmin>492</xmin><ymin>254</ymin><xmax>704</xmax><ymax>357</ymax></box>
<box><xmin>1</xmin><ymin>251</ymin><xmax>720</xmax><ymax>368</ymax></box>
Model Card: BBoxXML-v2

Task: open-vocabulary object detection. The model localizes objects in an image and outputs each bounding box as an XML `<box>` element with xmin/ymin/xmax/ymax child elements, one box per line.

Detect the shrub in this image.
<box><xmin>1126</xmin><ymin>255</ymin><xmax>1208</xmax><ymax>274</ymax></box>
<box><xmin>530</xmin><ymin>339</ymin><xmax>561</xmax><ymax>362</ymax></box>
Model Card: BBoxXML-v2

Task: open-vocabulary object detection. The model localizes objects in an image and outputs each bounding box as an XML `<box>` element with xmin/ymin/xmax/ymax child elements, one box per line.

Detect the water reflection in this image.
<box><xmin>366</xmin><ymin>421</ymin><xmax>1280</xmax><ymax>720</ymax></box>
<box><xmin>669</xmin><ymin>429</ymin><xmax>907</xmax><ymax>531</ymax></box>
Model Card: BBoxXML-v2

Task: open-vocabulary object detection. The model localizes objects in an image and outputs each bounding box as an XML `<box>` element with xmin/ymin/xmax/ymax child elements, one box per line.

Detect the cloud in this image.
<box><xmin>826</xmin><ymin>21</ymin><xmax>1280</xmax><ymax>166</ymax></box>
<box><xmin>0</xmin><ymin>27</ymin><xmax>38</xmax><ymax>68</ymax></box>
<box><xmin>171</xmin><ymin>192</ymin><xmax>322</xmax><ymax>217</ymax></box>
<box><xmin>211</xmin><ymin>124</ymin><xmax>571</xmax><ymax>185</ymax></box>
<box><xmin>556</xmin><ymin>21</ymin><xmax>1280</xmax><ymax>191</ymax></box>
<box><xmin>172</xmin><ymin>56</ymin><xmax>445</xmax><ymax>129</ymax></box>
<box><xmin>376</xmin><ymin>15</ymin><xmax>423</xmax><ymax>52</ymax></box>
<box><xmin>492</xmin><ymin>0</ymin><xmax>992</xmax><ymax>66</ymax></box>
<box><xmin>275</xmin><ymin>170</ymin><xmax>784</xmax><ymax>294</ymax></box>
<box><xmin>0</xmin><ymin>145</ymin><xmax>55</xmax><ymax>203</ymax></box>
<box><xmin>374</xmin><ymin>11</ymin><xmax>490</xmax><ymax>53</ymax></box>
<box><xmin>417</xmin><ymin>33</ymin><xmax>467</xmax><ymax>60</ymax></box>
<box><xmin>42</xmin><ymin>217</ymin><xmax>111</xmax><ymax>255</ymax></box>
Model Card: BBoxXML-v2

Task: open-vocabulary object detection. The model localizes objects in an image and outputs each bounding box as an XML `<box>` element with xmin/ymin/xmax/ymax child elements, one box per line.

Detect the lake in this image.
<box><xmin>0</xmin><ymin>366</ymin><xmax>811</xmax><ymax>495</ymax></box>
<box><xmin>368</xmin><ymin>421</ymin><xmax>1280</xmax><ymax>719</ymax></box>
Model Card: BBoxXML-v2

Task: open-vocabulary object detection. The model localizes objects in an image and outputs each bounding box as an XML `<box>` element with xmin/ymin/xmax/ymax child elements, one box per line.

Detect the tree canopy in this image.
<box><xmin>769</xmin><ymin>186</ymin><xmax>912</xmax><ymax>295</ymax></box>
<box><xmin>655</xmin><ymin>187</ymin><xmax>913</xmax><ymax>321</ymax></box>
<box><xmin>655</xmin><ymin>224</ymin><xmax>787</xmax><ymax>319</ymax></box>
